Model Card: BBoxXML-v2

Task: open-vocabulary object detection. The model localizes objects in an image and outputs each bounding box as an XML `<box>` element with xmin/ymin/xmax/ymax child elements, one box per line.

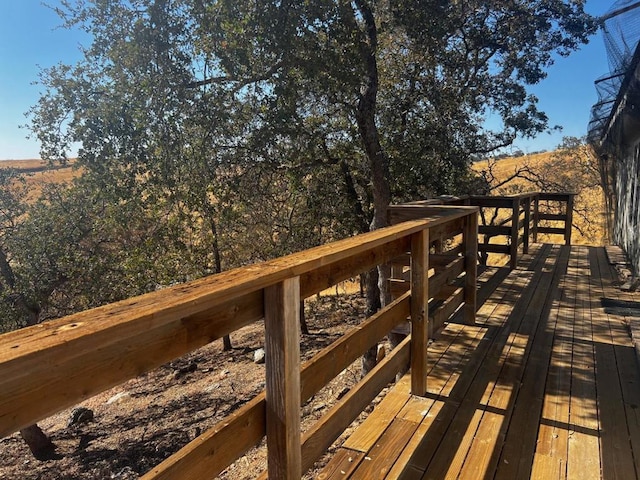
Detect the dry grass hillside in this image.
<box><xmin>0</xmin><ymin>159</ymin><xmax>78</xmax><ymax>202</ymax></box>
<box><xmin>2</xmin><ymin>150</ymin><xmax>606</xmax><ymax>244</ymax></box>
<box><xmin>2</xmin><ymin>152</ymin><xmax>606</xmax><ymax>245</ymax></box>
<box><xmin>473</xmin><ymin>151</ymin><xmax>553</xmax><ymax>180</ymax></box>
<box><xmin>472</xmin><ymin>149</ymin><xmax>607</xmax><ymax>246</ymax></box>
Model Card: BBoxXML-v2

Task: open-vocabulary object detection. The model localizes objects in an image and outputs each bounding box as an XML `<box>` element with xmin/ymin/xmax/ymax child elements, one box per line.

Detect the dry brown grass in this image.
<box><xmin>473</xmin><ymin>150</ymin><xmax>607</xmax><ymax>246</ymax></box>
<box><xmin>472</xmin><ymin>151</ymin><xmax>553</xmax><ymax>181</ymax></box>
<box><xmin>0</xmin><ymin>159</ymin><xmax>80</xmax><ymax>202</ymax></box>
<box><xmin>2</xmin><ymin>153</ymin><xmax>606</xmax><ymax>246</ymax></box>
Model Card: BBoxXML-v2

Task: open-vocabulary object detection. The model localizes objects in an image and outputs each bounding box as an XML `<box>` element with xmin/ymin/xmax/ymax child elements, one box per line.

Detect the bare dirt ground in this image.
<box><xmin>0</xmin><ymin>290</ymin><xmax>393</xmax><ymax>480</ymax></box>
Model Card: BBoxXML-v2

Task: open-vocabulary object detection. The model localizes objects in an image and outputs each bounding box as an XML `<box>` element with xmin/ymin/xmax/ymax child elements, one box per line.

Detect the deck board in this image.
<box><xmin>591</xmin><ymin>247</ymin><xmax>639</xmax><ymax>479</ymax></box>
<box><xmin>566</xmin><ymin>247</ymin><xmax>600</xmax><ymax>480</ymax></box>
<box><xmin>421</xmin><ymin>245</ymin><xmax>558</xmax><ymax>478</ymax></box>
<box><xmin>494</xmin><ymin>246</ymin><xmax>571</xmax><ymax>480</ymax></box>
<box><xmin>316</xmin><ymin>244</ymin><xmax>640</xmax><ymax>480</ymax></box>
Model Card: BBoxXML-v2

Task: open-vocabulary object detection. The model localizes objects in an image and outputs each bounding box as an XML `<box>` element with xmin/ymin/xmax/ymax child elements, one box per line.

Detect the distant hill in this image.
<box><xmin>473</xmin><ymin>149</ymin><xmax>607</xmax><ymax>246</ymax></box>
<box><xmin>0</xmin><ymin>159</ymin><xmax>78</xmax><ymax>201</ymax></box>
<box><xmin>0</xmin><ymin>159</ymin><xmax>48</xmax><ymax>171</ymax></box>
<box><xmin>472</xmin><ymin>151</ymin><xmax>556</xmax><ymax>181</ymax></box>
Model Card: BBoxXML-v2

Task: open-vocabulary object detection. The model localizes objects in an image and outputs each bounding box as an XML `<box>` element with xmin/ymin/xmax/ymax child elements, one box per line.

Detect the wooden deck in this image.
<box><xmin>318</xmin><ymin>244</ymin><xmax>640</xmax><ymax>479</ymax></box>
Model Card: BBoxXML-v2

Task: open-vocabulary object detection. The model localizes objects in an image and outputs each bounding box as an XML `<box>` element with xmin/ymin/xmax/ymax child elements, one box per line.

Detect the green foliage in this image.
<box><xmin>0</xmin><ymin>172</ymin><xmax>208</xmax><ymax>332</ymax></box>
<box><xmin>6</xmin><ymin>0</ymin><xmax>597</xmax><ymax>332</ymax></box>
<box><xmin>31</xmin><ymin>0</ymin><xmax>596</xmax><ymax>216</ymax></box>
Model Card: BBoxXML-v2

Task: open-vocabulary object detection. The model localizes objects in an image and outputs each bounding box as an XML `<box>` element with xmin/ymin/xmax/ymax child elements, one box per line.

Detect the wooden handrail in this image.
<box><xmin>0</xmin><ymin>206</ymin><xmax>479</xmax><ymax>479</ymax></box>
<box><xmin>534</xmin><ymin>192</ymin><xmax>575</xmax><ymax>245</ymax></box>
<box><xmin>390</xmin><ymin>192</ymin><xmax>573</xmax><ymax>269</ymax></box>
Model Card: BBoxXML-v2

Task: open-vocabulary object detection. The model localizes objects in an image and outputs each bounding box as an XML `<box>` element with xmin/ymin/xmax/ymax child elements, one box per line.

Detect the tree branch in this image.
<box><xmin>185</xmin><ymin>61</ymin><xmax>284</xmax><ymax>92</ymax></box>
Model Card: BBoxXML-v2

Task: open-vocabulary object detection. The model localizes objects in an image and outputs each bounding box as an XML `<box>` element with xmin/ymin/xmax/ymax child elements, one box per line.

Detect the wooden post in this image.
<box><xmin>522</xmin><ymin>196</ymin><xmax>531</xmax><ymax>254</ymax></box>
<box><xmin>463</xmin><ymin>210</ymin><xmax>478</xmax><ymax>325</ymax></box>
<box><xmin>565</xmin><ymin>194</ymin><xmax>574</xmax><ymax>246</ymax></box>
<box><xmin>533</xmin><ymin>194</ymin><xmax>539</xmax><ymax>243</ymax></box>
<box><xmin>410</xmin><ymin>228</ymin><xmax>429</xmax><ymax>396</ymax></box>
<box><xmin>509</xmin><ymin>198</ymin><xmax>520</xmax><ymax>269</ymax></box>
<box><xmin>391</xmin><ymin>262</ymin><xmax>403</xmax><ymax>280</ymax></box>
<box><xmin>264</xmin><ymin>277</ymin><xmax>302</xmax><ymax>479</ymax></box>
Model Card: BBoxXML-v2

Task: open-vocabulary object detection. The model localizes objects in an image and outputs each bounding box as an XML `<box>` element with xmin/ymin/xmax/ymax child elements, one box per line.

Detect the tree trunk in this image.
<box><xmin>353</xmin><ymin>2</ymin><xmax>391</xmax><ymax>234</ymax></box>
<box><xmin>361</xmin><ymin>268</ymin><xmax>380</xmax><ymax>376</ymax></box>
<box><xmin>299</xmin><ymin>300</ymin><xmax>309</xmax><ymax>335</ymax></box>
<box><xmin>339</xmin><ymin>159</ymin><xmax>371</xmax><ymax>234</ymax></box>
<box><xmin>20</xmin><ymin>424</ymin><xmax>57</xmax><ymax>460</ymax></box>
<box><xmin>351</xmin><ymin>1</ymin><xmax>393</xmax><ymax>376</ymax></box>
<box><xmin>207</xmin><ymin>210</ymin><xmax>233</xmax><ymax>352</ymax></box>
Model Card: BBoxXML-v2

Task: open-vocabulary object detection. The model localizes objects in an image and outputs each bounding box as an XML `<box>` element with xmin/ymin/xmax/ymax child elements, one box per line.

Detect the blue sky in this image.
<box><xmin>0</xmin><ymin>1</ymin><xmax>613</xmax><ymax>160</ymax></box>
<box><xmin>0</xmin><ymin>1</ymin><xmax>87</xmax><ymax>159</ymax></box>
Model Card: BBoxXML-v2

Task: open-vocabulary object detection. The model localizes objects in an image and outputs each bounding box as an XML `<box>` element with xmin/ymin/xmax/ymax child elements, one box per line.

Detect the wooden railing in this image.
<box><xmin>391</xmin><ymin>192</ymin><xmax>574</xmax><ymax>269</ymax></box>
<box><xmin>387</xmin><ymin>205</ymin><xmax>478</xmax><ymax>336</ymax></box>
<box><xmin>463</xmin><ymin>193</ymin><xmax>537</xmax><ymax>269</ymax></box>
<box><xmin>533</xmin><ymin>192</ymin><xmax>575</xmax><ymax>246</ymax></box>
<box><xmin>0</xmin><ymin>206</ymin><xmax>478</xmax><ymax>479</ymax></box>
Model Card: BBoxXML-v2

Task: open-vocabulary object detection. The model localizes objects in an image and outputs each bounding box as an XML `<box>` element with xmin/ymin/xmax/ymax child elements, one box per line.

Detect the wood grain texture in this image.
<box><xmin>463</xmin><ymin>210</ymin><xmax>478</xmax><ymax>325</ymax></box>
<box><xmin>340</xmin><ymin>374</ymin><xmax>412</xmax><ymax>453</ymax></box>
<box><xmin>301</xmin><ymin>338</ymin><xmax>411</xmax><ymax>471</ymax></box>
<box><xmin>523</xmin><ymin>197</ymin><xmax>531</xmax><ymax>254</ymax></box>
<box><xmin>264</xmin><ymin>277</ymin><xmax>302</xmax><ymax>479</ymax></box>
<box><xmin>315</xmin><ymin>449</ymin><xmax>365</xmax><ymax>479</ymax></box>
<box><xmin>349</xmin><ymin>418</ymin><xmax>418</xmax><ymax>479</ymax></box>
<box><xmin>565</xmin><ymin>195</ymin><xmax>574</xmax><ymax>245</ymax></box>
<box><xmin>300</xmin><ymin>293</ymin><xmax>411</xmax><ymax>403</ymax></box>
<box><xmin>141</xmin><ymin>394</ymin><xmax>266</xmax><ymax>480</ymax></box>
<box><xmin>510</xmin><ymin>198</ymin><xmax>521</xmax><ymax>269</ymax></box>
<box><xmin>410</xmin><ymin>229</ymin><xmax>429</xmax><ymax>396</ymax></box>
<box><xmin>1</xmin><ymin>218</ymin><xmax>447</xmax><ymax>437</ymax></box>
<box><xmin>430</xmin><ymin>288</ymin><xmax>464</xmax><ymax>333</ymax></box>
<box><xmin>0</xmin><ymin>290</ymin><xmax>264</xmax><ymax>437</ymax></box>
<box><xmin>478</xmin><ymin>243</ymin><xmax>510</xmax><ymax>254</ymax></box>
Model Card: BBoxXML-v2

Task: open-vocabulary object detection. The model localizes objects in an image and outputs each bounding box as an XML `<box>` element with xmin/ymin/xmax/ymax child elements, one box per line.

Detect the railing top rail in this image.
<box><xmin>0</xmin><ymin>206</ymin><xmax>477</xmax><ymax>438</ymax></box>
<box><xmin>0</xmin><ymin>208</ymin><xmax>478</xmax><ymax>353</ymax></box>
<box><xmin>387</xmin><ymin>205</ymin><xmax>477</xmax><ymax>212</ymax></box>
<box><xmin>396</xmin><ymin>198</ymin><xmax>452</xmax><ymax>206</ymax></box>
<box><xmin>465</xmin><ymin>192</ymin><xmax>539</xmax><ymax>201</ymax></box>
<box><xmin>537</xmin><ymin>192</ymin><xmax>576</xmax><ymax>199</ymax></box>
<box><xmin>0</xmin><ymin>218</ymin><xmax>427</xmax><ymax>352</ymax></box>
<box><xmin>390</xmin><ymin>191</ymin><xmax>575</xmax><ymax>208</ymax></box>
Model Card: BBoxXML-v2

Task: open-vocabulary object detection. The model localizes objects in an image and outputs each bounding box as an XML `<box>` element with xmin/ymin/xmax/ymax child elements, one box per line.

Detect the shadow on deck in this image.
<box><xmin>319</xmin><ymin>244</ymin><xmax>640</xmax><ymax>480</ymax></box>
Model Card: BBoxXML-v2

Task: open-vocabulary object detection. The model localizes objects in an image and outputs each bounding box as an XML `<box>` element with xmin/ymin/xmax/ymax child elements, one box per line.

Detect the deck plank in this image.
<box><xmin>341</xmin><ymin>265</ymin><xmax>511</xmax><ymax>475</ymax></box>
<box><xmin>566</xmin><ymin>247</ymin><xmax>600</xmax><ymax>480</ymax></box>
<box><xmin>315</xmin><ymin>244</ymin><xmax>640</xmax><ymax>480</ymax></box>
<box><xmin>341</xmin><ymin>377</ymin><xmax>411</xmax><ymax>453</ymax></box>
<box><xmin>462</xmin><ymin>245</ymin><xmax>567</xmax><ymax>479</ymax></box>
<box><xmin>591</xmin><ymin>247</ymin><xmax>639</xmax><ymax>479</ymax></box>
<box><xmin>316</xmin><ymin>449</ymin><xmax>365</xmax><ymax>479</ymax></box>
<box><xmin>350</xmin><ymin>419</ymin><xmax>418</xmax><ymax>479</ymax></box>
<box><xmin>595</xmin><ymin>247</ymin><xmax>640</xmax><ymax>475</ymax></box>
<box><xmin>413</xmin><ymin>245</ymin><xmax>557</xmax><ymax>477</ymax></box>
<box><xmin>492</xmin><ymin>245</ymin><xmax>571</xmax><ymax>479</ymax></box>
<box><xmin>530</xmin><ymin>246</ymin><xmax>578</xmax><ymax>479</ymax></box>
<box><xmin>371</xmin><ymin>314</ymin><xmax>489</xmax><ymax>478</ymax></box>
